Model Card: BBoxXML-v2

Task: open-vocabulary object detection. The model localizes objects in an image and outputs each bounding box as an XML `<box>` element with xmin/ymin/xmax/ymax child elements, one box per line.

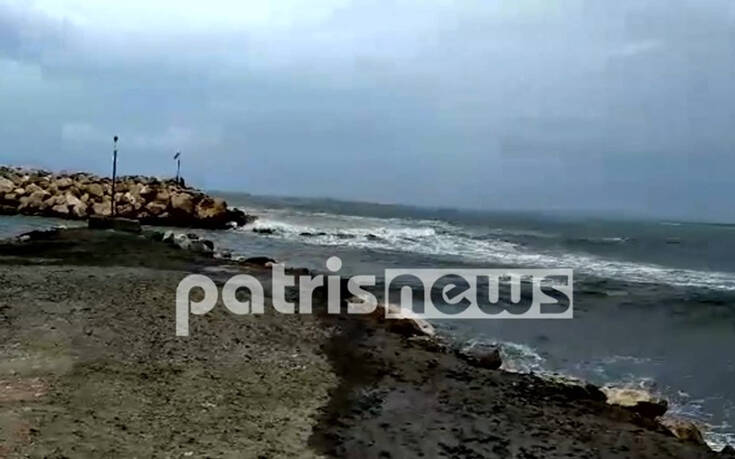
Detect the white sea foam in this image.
<box><xmin>458</xmin><ymin>337</ymin><xmax>546</xmax><ymax>374</ymax></box>
<box><xmin>239</xmin><ymin>210</ymin><xmax>735</xmax><ymax>292</ymax></box>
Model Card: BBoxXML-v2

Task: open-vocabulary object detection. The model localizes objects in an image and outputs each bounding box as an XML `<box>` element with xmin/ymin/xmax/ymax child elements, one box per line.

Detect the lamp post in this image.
<box><xmin>111</xmin><ymin>136</ymin><xmax>118</xmax><ymax>217</ymax></box>
<box><xmin>174</xmin><ymin>152</ymin><xmax>181</xmax><ymax>185</ymax></box>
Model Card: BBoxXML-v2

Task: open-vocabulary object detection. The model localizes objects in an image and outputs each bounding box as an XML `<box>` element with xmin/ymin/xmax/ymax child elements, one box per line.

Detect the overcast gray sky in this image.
<box><xmin>1</xmin><ymin>0</ymin><xmax>734</xmax><ymax>221</ymax></box>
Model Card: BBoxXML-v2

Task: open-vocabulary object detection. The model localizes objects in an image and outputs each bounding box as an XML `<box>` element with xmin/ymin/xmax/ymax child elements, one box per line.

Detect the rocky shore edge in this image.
<box><xmin>0</xmin><ymin>166</ymin><xmax>255</xmax><ymax>229</ymax></box>
<box><xmin>2</xmin><ymin>225</ymin><xmax>733</xmax><ymax>456</ymax></box>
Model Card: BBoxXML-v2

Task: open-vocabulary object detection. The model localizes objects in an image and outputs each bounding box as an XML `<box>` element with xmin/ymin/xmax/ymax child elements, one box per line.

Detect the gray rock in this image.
<box><xmin>457</xmin><ymin>345</ymin><xmax>503</xmax><ymax>370</ymax></box>
<box><xmin>188</xmin><ymin>239</ymin><xmax>214</xmax><ymax>254</ymax></box>
<box><xmin>168</xmin><ymin>232</ymin><xmax>213</xmax><ymax>254</ymax></box>
<box><xmin>214</xmin><ymin>250</ymin><xmax>232</xmax><ymax>259</ymax></box>
<box><xmin>162</xmin><ymin>231</ymin><xmax>175</xmax><ymax>243</ymax></box>
<box><xmin>659</xmin><ymin>418</ymin><xmax>706</xmax><ymax>445</ymax></box>
<box><xmin>243</xmin><ymin>256</ymin><xmax>277</xmax><ymax>266</ymax></box>
<box><xmin>173</xmin><ymin>233</ymin><xmax>192</xmax><ymax>250</ymax></box>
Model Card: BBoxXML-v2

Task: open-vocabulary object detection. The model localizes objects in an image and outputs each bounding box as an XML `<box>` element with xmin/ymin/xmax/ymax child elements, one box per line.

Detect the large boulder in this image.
<box><xmin>145</xmin><ymin>200</ymin><xmax>168</xmax><ymax>217</ymax></box>
<box><xmin>92</xmin><ymin>201</ymin><xmax>112</xmax><ymax>217</ymax></box>
<box><xmin>195</xmin><ymin>197</ymin><xmax>228</xmax><ymax>221</ymax></box>
<box><xmin>54</xmin><ymin>177</ymin><xmax>73</xmax><ymax>190</ymax></box>
<box><xmin>30</xmin><ymin>190</ymin><xmax>50</xmax><ymax>207</ymax></box>
<box><xmin>51</xmin><ymin>204</ymin><xmax>70</xmax><ymax>216</ymax></box>
<box><xmin>242</xmin><ymin>256</ymin><xmax>277</xmax><ymax>267</ymax></box>
<box><xmin>42</xmin><ymin>195</ymin><xmax>61</xmax><ymax>210</ymax></box>
<box><xmin>602</xmin><ymin>387</ymin><xmax>668</xmax><ymax>418</ymax></box>
<box><xmin>85</xmin><ymin>182</ymin><xmax>105</xmax><ymax>199</ymax></box>
<box><xmin>387</xmin><ymin>314</ymin><xmax>436</xmax><ymax>338</ymax></box>
<box><xmin>172</xmin><ymin>233</ymin><xmax>192</xmax><ymax>250</ymax></box>
<box><xmin>658</xmin><ymin>417</ymin><xmax>706</xmax><ymax>445</ymax></box>
<box><xmin>349</xmin><ymin>298</ymin><xmax>436</xmax><ymax>338</ymax></box>
<box><xmin>18</xmin><ymin>190</ymin><xmax>49</xmax><ymax>213</ymax></box>
<box><xmin>122</xmin><ymin>191</ymin><xmax>143</xmax><ymax>211</ymax></box>
<box><xmin>227</xmin><ymin>207</ymin><xmax>256</xmax><ymax>227</ymax></box>
<box><xmin>189</xmin><ymin>239</ymin><xmax>215</xmax><ymax>254</ymax></box>
<box><xmin>64</xmin><ymin>192</ymin><xmax>83</xmax><ymax>208</ymax></box>
<box><xmin>138</xmin><ymin>184</ymin><xmax>156</xmax><ymax>200</ymax></box>
<box><xmin>171</xmin><ymin>192</ymin><xmax>195</xmax><ymax>214</ymax></box>
<box><xmin>155</xmin><ymin>190</ymin><xmax>171</xmax><ymax>203</ymax></box>
<box><xmin>382</xmin><ymin>303</ymin><xmax>435</xmax><ymax>338</ymax></box>
<box><xmin>40</xmin><ymin>196</ymin><xmax>54</xmax><ymax>210</ymax></box>
<box><xmin>166</xmin><ymin>232</ymin><xmax>215</xmax><ymax>254</ymax></box>
<box><xmin>457</xmin><ymin>344</ymin><xmax>503</xmax><ymax>370</ymax></box>
<box><xmin>71</xmin><ymin>202</ymin><xmax>88</xmax><ymax>218</ymax></box>
<box><xmin>115</xmin><ymin>203</ymin><xmax>136</xmax><ymax>219</ymax></box>
<box><xmin>25</xmin><ymin>183</ymin><xmax>43</xmax><ymax>194</ymax></box>
<box><xmin>61</xmin><ymin>192</ymin><xmax>88</xmax><ymax>218</ymax></box>
<box><xmin>0</xmin><ymin>177</ymin><xmax>15</xmax><ymax>193</ymax></box>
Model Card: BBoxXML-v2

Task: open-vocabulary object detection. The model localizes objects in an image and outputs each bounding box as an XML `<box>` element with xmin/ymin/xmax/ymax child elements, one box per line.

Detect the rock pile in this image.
<box><xmin>0</xmin><ymin>166</ymin><xmax>255</xmax><ymax>229</ymax></box>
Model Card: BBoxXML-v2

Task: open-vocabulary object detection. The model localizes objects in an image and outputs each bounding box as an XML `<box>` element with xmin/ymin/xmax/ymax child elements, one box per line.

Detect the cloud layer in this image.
<box><xmin>1</xmin><ymin>0</ymin><xmax>734</xmax><ymax>220</ymax></box>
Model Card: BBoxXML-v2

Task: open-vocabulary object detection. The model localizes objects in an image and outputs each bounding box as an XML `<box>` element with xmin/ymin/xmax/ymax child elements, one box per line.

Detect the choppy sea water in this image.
<box><xmin>3</xmin><ymin>196</ymin><xmax>735</xmax><ymax>449</ymax></box>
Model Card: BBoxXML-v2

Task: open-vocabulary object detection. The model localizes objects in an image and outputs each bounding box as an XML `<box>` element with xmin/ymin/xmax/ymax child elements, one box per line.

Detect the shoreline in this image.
<box><xmin>0</xmin><ymin>225</ymin><xmax>730</xmax><ymax>457</ymax></box>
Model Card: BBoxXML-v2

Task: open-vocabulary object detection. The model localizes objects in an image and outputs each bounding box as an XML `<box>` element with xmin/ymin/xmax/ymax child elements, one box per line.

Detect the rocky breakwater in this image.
<box><xmin>0</xmin><ymin>166</ymin><xmax>255</xmax><ymax>229</ymax></box>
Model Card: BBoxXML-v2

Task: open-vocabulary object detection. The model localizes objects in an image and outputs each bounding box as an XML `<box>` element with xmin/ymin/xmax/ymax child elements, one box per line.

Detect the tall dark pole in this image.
<box><xmin>111</xmin><ymin>136</ymin><xmax>118</xmax><ymax>217</ymax></box>
<box><xmin>174</xmin><ymin>152</ymin><xmax>181</xmax><ymax>185</ymax></box>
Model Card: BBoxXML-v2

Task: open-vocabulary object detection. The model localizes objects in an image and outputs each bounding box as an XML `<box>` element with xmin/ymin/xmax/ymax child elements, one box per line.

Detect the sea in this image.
<box><xmin>2</xmin><ymin>194</ymin><xmax>734</xmax><ymax>449</ymax></box>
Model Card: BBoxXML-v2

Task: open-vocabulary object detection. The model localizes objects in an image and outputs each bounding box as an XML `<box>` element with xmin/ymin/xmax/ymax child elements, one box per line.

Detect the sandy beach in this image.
<box><xmin>0</xmin><ymin>227</ymin><xmax>725</xmax><ymax>458</ymax></box>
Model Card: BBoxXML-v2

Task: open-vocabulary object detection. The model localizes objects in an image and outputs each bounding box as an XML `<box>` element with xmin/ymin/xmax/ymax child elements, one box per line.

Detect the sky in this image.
<box><xmin>1</xmin><ymin>0</ymin><xmax>734</xmax><ymax>221</ymax></box>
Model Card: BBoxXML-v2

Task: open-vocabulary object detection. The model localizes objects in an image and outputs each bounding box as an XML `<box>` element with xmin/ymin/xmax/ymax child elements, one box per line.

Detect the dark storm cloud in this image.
<box><xmin>0</xmin><ymin>0</ymin><xmax>733</xmax><ymax>220</ymax></box>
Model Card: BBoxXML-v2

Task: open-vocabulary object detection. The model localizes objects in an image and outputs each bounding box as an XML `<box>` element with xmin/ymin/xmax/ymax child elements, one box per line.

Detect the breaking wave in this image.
<box><xmin>240</xmin><ymin>211</ymin><xmax>735</xmax><ymax>292</ymax></box>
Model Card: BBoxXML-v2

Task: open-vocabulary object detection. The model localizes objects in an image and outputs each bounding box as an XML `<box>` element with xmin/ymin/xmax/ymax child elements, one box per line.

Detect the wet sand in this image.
<box><xmin>0</xmin><ymin>228</ymin><xmax>723</xmax><ymax>458</ymax></box>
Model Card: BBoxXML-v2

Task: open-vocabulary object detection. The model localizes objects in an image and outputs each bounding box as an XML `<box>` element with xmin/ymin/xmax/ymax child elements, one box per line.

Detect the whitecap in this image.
<box><xmin>233</xmin><ymin>210</ymin><xmax>735</xmax><ymax>292</ymax></box>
